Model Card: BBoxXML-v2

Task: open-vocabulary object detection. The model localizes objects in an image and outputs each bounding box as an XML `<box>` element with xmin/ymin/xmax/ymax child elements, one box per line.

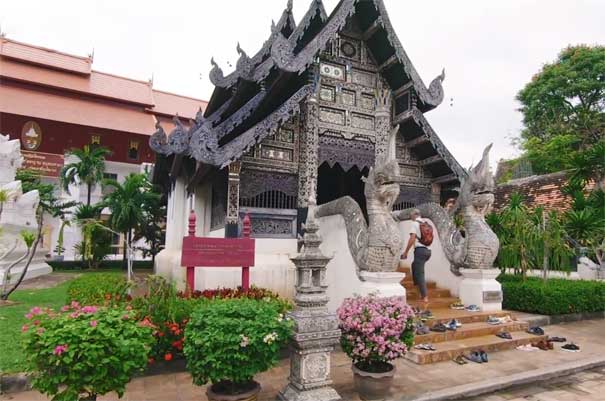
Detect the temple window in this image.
<box><xmin>128</xmin><ymin>140</ymin><xmax>139</xmax><ymax>160</ymax></box>
<box><xmin>90</xmin><ymin>135</ymin><xmax>101</xmax><ymax>148</ymax></box>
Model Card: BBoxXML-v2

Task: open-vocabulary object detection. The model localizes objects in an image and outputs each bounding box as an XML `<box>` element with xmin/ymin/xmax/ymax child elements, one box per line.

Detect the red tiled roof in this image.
<box><xmin>150</xmin><ymin>89</ymin><xmax>207</xmax><ymax>120</ymax></box>
<box><xmin>0</xmin><ymin>37</ymin><xmax>208</xmax><ymax>134</ymax></box>
<box><xmin>0</xmin><ymin>38</ymin><xmax>92</xmax><ymax>75</ymax></box>
<box><xmin>0</xmin><ymin>57</ymin><xmax>155</xmax><ymax>106</ymax></box>
<box><xmin>0</xmin><ymin>82</ymin><xmax>156</xmax><ymax>135</ymax></box>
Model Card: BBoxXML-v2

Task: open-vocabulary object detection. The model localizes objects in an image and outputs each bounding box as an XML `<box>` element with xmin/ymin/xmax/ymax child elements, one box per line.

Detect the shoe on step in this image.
<box><xmin>549</xmin><ymin>336</ymin><xmax>566</xmax><ymax>343</ymax></box>
<box><xmin>465</xmin><ymin>351</ymin><xmax>483</xmax><ymax>363</ymax></box>
<box><xmin>487</xmin><ymin>316</ymin><xmax>502</xmax><ymax>325</ymax></box>
<box><xmin>431</xmin><ymin>323</ymin><xmax>447</xmax><ymax>333</ymax></box>
<box><xmin>479</xmin><ymin>350</ymin><xmax>488</xmax><ymax>363</ymax></box>
<box><xmin>453</xmin><ymin>355</ymin><xmax>468</xmax><ymax>365</ymax></box>
<box><xmin>527</xmin><ymin>326</ymin><xmax>545</xmax><ymax>335</ymax></box>
<box><xmin>465</xmin><ymin>305</ymin><xmax>480</xmax><ymax>312</ymax></box>
<box><xmin>562</xmin><ymin>343</ymin><xmax>580</xmax><ymax>352</ymax></box>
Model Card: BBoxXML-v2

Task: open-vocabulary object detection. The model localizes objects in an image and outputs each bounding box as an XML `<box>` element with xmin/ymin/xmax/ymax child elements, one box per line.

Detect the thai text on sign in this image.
<box><xmin>21</xmin><ymin>151</ymin><xmax>64</xmax><ymax>178</ymax></box>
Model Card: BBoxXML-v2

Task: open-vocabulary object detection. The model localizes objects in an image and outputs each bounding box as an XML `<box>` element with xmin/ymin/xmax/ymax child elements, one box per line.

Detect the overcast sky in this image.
<box><xmin>2</xmin><ymin>0</ymin><xmax>604</xmax><ymax>168</ymax></box>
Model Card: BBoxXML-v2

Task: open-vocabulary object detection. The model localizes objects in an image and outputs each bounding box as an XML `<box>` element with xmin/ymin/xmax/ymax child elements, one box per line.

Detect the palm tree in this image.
<box><xmin>103</xmin><ymin>174</ymin><xmax>160</xmax><ymax>269</ymax></box>
<box><xmin>60</xmin><ymin>145</ymin><xmax>111</xmax><ymax>205</ymax></box>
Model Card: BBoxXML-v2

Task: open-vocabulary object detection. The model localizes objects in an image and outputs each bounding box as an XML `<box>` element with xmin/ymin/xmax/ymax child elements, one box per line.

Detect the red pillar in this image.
<box><xmin>241</xmin><ymin>213</ymin><xmax>251</xmax><ymax>291</ymax></box>
<box><xmin>186</xmin><ymin>209</ymin><xmax>197</xmax><ymax>294</ymax></box>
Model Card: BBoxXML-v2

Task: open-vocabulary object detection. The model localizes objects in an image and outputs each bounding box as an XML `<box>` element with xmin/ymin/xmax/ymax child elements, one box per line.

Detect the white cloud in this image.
<box><xmin>1</xmin><ymin>0</ymin><xmax>603</xmax><ymax>168</ymax></box>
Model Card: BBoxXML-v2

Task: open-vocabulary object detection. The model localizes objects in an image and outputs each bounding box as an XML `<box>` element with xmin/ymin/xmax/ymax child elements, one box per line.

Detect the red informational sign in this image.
<box><xmin>22</xmin><ymin>151</ymin><xmax>64</xmax><ymax>177</ymax></box>
<box><xmin>181</xmin><ymin>237</ymin><xmax>255</xmax><ymax>267</ymax></box>
<box><xmin>181</xmin><ymin>210</ymin><xmax>255</xmax><ymax>292</ymax></box>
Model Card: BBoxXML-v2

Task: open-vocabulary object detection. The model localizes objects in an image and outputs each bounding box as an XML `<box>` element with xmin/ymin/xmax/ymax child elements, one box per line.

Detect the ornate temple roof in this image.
<box><xmin>150</xmin><ymin>0</ymin><xmax>464</xmax><ymax>185</ymax></box>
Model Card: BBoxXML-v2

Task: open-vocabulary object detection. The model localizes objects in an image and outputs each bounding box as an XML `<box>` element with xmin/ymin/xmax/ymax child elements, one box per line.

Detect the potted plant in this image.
<box><xmin>184</xmin><ymin>297</ymin><xmax>293</xmax><ymax>401</ymax></box>
<box><xmin>337</xmin><ymin>295</ymin><xmax>415</xmax><ymax>401</ymax></box>
<box><xmin>22</xmin><ymin>302</ymin><xmax>154</xmax><ymax>401</ymax></box>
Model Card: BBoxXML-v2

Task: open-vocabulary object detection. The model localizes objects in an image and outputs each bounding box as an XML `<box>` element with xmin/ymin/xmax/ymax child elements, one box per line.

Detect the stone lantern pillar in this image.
<box><xmin>278</xmin><ymin>194</ymin><xmax>341</xmax><ymax>401</ymax></box>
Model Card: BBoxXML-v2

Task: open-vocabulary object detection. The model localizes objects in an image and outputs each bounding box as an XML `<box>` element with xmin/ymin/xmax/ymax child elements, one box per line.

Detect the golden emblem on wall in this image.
<box><xmin>21</xmin><ymin>121</ymin><xmax>42</xmax><ymax>151</ymax></box>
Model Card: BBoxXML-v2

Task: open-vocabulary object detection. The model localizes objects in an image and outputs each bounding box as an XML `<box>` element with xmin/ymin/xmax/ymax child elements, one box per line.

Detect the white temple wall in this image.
<box><xmin>399</xmin><ymin>219</ymin><xmax>463</xmax><ymax>297</ymax></box>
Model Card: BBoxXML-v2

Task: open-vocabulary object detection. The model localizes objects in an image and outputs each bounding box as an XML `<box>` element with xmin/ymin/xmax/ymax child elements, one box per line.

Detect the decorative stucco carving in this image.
<box><xmin>315</xmin><ymin>125</ymin><xmax>405</xmax><ymax>275</ymax></box>
<box><xmin>318</xmin><ymin>135</ymin><xmax>374</xmax><ymax>172</ymax></box>
<box><xmin>394</xmin><ymin>144</ymin><xmax>499</xmax><ymax>275</ymax></box>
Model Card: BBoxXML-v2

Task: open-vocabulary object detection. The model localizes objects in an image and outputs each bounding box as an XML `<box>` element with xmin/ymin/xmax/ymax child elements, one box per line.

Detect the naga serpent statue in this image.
<box><xmin>394</xmin><ymin>144</ymin><xmax>500</xmax><ymax>275</ymax></box>
<box><xmin>315</xmin><ymin>125</ymin><xmax>405</xmax><ymax>276</ymax></box>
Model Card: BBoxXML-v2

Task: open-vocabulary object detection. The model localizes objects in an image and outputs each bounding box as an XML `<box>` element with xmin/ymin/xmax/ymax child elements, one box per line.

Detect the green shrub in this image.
<box><xmin>131</xmin><ymin>276</ymin><xmax>202</xmax><ymax>362</ymax></box>
<box><xmin>22</xmin><ymin>304</ymin><xmax>154</xmax><ymax>401</ymax></box>
<box><xmin>67</xmin><ymin>273</ymin><xmax>131</xmax><ymax>306</ymax></box>
<box><xmin>499</xmin><ymin>274</ymin><xmax>605</xmax><ymax>315</ymax></box>
<box><xmin>184</xmin><ymin>298</ymin><xmax>293</xmax><ymax>393</ymax></box>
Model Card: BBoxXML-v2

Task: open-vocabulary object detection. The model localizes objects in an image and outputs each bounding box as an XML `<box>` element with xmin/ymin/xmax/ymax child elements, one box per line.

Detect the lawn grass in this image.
<box><xmin>0</xmin><ymin>272</ymin><xmax>122</xmax><ymax>373</ymax></box>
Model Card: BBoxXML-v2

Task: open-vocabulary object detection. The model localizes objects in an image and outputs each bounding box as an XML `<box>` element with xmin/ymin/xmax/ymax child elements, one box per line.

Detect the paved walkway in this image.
<box><xmin>467</xmin><ymin>366</ymin><xmax>605</xmax><ymax>401</ymax></box>
<box><xmin>2</xmin><ymin>319</ymin><xmax>604</xmax><ymax>401</ymax></box>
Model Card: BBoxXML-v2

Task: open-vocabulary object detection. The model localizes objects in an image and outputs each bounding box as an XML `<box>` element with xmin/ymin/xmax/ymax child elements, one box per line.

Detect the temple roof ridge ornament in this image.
<box><xmin>270</xmin><ymin>0</ymin><xmax>446</xmax><ymax>110</ymax></box>
<box><xmin>207</xmin><ymin>0</ymin><xmax>298</xmax><ymax>89</ymax></box>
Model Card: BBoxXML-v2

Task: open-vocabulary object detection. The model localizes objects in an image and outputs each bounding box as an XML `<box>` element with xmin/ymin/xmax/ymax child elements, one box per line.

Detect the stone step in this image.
<box><xmin>408</xmin><ymin>297</ymin><xmax>461</xmax><ymax>309</ymax></box>
<box><xmin>414</xmin><ymin>321</ymin><xmax>529</xmax><ymax>345</ymax></box>
<box><xmin>414</xmin><ymin>308</ymin><xmax>515</xmax><ymax>326</ymax></box>
<box><xmin>402</xmin><ymin>280</ymin><xmax>437</xmax><ymax>290</ymax></box>
<box><xmin>406</xmin><ymin>288</ymin><xmax>452</xmax><ymax>299</ymax></box>
<box><xmin>406</xmin><ymin>331</ymin><xmax>549</xmax><ymax>364</ymax></box>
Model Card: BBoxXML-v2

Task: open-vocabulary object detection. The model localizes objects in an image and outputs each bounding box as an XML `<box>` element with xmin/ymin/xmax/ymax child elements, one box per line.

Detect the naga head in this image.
<box><xmin>458</xmin><ymin>144</ymin><xmax>495</xmax><ymax>215</ymax></box>
<box><xmin>363</xmin><ymin>125</ymin><xmax>401</xmax><ymax>213</ymax></box>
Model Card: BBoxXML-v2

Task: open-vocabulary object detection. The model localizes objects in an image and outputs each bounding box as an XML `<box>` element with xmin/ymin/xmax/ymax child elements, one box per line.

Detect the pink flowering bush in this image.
<box><xmin>337</xmin><ymin>295</ymin><xmax>415</xmax><ymax>372</ymax></box>
<box><xmin>21</xmin><ymin>302</ymin><xmax>154</xmax><ymax>401</ymax></box>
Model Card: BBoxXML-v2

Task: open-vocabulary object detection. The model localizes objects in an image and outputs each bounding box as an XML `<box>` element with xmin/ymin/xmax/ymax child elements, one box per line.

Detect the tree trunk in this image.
<box><xmin>2</xmin><ymin>212</ymin><xmax>43</xmax><ymax>300</ymax></box>
<box><xmin>122</xmin><ymin>232</ymin><xmax>128</xmax><ymax>270</ymax></box>
<box><xmin>87</xmin><ymin>183</ymin><xmax>92</xmax><ymax>206</ymax></box>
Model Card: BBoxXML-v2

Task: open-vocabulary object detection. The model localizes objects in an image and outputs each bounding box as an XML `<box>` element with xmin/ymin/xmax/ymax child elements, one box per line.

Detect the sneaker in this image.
<box><xmin>431</xmin><ymin>323</ymin><xmax>447</xmax><ymax>333</ymax></box>
<box><xmin>420</xmin><ymin>310</ymin><xmax>434</xmax><ymax>319</ymax></box>
<box><xmin>562</xmin><ymin>343</ymin><xmax>580</xmax><ymax>352</ymax></box>
<box><xmin>527</xmin><ymin>326</ymin><xmax>545</xmax><ymax>335</ymax></box>
<box><xmin>549</xmin><ymin>336</ymin><xmax>567</xmax><ymax>343</ymax></box>
<box><xmin>487</xmin><ymin>316</ymin><xmax>502</xmax><ymax>325</ymax></box>
<box><xmin>479</xmin><ymin>350</ymin><xmax>488</xmax><ymax>363</ymax></box>
<box><xmin>452</xmin><ymin>319</ymin><xmax>462</xmax><ymax>328</ymax></box>
<box><xmin>445</xmin><ymin>320</ymin><xmax>458</xmax><ymax>331</ymax></box>
<box><xmin>416</xmin><ymin>323</ymin><xmax>430</xmax><ymax>335</ymax></box>
<box><xmin>496</xmin><ymin>331</ymin><xmax>512</xmax><ymax>340</ymax></box>
<box><xmin>465</xmin><ymin>351</ymin><xmax>484</xmax><ymax>363</ymax></box>
<box><xmin>414</xmin><ymin>343</ymin><xmax>436</xmax><ymax>351</ymax></box>
<box><xmin>450</xmin><ymin>300</ymin><xmax>465</xmax><ymax>310</ymax></box>
<box><xmin>465</xmin><ymin>305</ymin><xmax>480</xmax><ymax>312</ymax></box>
<box><xmin>453</xmin><ymin>355</ymin><xmax>468</xmax><ymax>365</ymax></box>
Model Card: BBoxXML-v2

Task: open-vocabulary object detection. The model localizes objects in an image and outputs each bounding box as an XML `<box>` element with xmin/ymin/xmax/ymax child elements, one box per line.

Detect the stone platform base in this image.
<box><xmin>459</xmin><ymin>268</ymin><xmax>502</xmax><ymax>312</ymax></box>
<box><xmin>278</xmin><ymin>384</ymin><xmax>341</xmax><ymax>401</ymax></box>
<box><xmin>359</xmin><ymin>271</ymin><xmax>406</xmax><ymax>299</ymax></box>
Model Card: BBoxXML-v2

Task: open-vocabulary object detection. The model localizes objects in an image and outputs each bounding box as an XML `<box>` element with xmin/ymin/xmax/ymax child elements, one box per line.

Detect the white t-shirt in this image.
<box><xmin>412</xmin><ymin>218</ymin><xmax>428</xmax><ymax>248</ymax></box>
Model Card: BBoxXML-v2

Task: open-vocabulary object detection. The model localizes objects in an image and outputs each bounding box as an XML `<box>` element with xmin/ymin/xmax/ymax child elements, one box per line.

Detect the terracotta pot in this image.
<box><xmin>206</xmin><ymin>380</ymin><xmax>260</xmax><ymax>401</ymax></box>
<box><xmin>352</xmin><ymin>363</ymin><xmax>395</xmax><ymax>401</ymax></box>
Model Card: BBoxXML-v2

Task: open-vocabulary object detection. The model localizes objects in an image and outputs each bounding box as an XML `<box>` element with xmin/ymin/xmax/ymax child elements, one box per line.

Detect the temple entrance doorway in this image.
<box><xmin>317</xmin><ymin>162</ymin><xmax>369</xmax><ymax>219</ymax></box>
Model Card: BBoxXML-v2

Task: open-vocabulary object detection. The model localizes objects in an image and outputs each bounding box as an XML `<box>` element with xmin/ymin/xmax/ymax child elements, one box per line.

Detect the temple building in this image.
<box><xmin>0</xmin><ymin>36</ymin><xmax>207</xmax><ymax>259</ymax></box>
<box><xmin>150</xmin><ymin>0</ymin><xmax>466</xmax><ymax>292</ymax></box>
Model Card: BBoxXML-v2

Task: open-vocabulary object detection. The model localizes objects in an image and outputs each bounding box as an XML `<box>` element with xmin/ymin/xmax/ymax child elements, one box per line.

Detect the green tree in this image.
<box><xmin>60</xmin><ymin>145</ymin><xmax>112</xmax><ymax>206</ymax></box>
<box><xmin>103</xmin><ymin>174</ymin><xmax>160</xmax><ymax>269</ymax></box>
<box><xmin>72</xmin><ymin>203</ymin><xmax>112</xmax><ymax>269</ymax></box>
<box><xmin>516</xmin><ymin>45</ymin><xmax>605</xmax><ymax>174</ymax></box>
<box><xmin>133</xmin><ymin>189</ymin><xmax>166</xmax><ymax>265</ymax></box>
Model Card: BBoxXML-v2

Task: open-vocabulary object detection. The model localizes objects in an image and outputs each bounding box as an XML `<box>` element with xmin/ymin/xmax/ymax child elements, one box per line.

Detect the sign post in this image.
<box><xmin>181</xmin><ymin>211</ymin><xmax>255</xmax><ymax>293</ymax></box>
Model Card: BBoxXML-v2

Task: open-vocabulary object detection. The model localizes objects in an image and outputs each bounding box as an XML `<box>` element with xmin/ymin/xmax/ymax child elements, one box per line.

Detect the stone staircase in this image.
<box><xmin>399</xmin><ymin>267</ymin><xmax>548</xmax><ymax>364</ymax></box>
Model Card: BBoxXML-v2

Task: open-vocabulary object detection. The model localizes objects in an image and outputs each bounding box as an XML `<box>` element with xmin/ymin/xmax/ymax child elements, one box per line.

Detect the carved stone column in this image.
<box><xmin>297</xmin><ymin>96</ymin><xmax>320</xmax><ymax>209</ymax></box>
<box><xmin>431</xmin><ymin>183</ymin><xmax>441</xmax><ymax>203</ymax></box>
<box><xmin>279</xmin><ymin>195</ymin><xmax>341</xmax><ymax>401</ymax></box>
<box><xmin>225</xmin><ymin>160</ymin><xmax>241</xmax><ymax>238</ymax></box>
<box><xmin>374</xmin><ymin>82</ymin><xmax>392</xmax><ymax>161</ymax></box>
